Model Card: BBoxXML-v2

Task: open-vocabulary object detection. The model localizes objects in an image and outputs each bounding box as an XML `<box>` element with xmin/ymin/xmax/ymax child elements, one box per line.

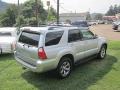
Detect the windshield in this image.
<box><xmin>0</xmin><ymin>32</ymin><xmax>12</xmax><ymax>36</ymax></box>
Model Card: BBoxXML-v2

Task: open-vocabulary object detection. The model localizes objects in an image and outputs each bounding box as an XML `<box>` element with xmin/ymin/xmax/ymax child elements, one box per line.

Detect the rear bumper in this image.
<box><xmin>14</xmin><ymin>55</ymin><xmax>58</xmax><ymax>73</ymax></box>
<box><xmin>0</xmin><ymin>48</ymin><xmax>13</xmax><ymax>54</ymax></box>
<box><xmin>0</xmin><ymin>43</ymin><xmax>14</xmax><ymax>54</ymax></box>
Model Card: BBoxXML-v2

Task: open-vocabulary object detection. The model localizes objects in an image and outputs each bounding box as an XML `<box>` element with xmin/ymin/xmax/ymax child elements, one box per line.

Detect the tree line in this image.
<box><xmin>106</xmin><ymin>4</ymin><xmax>120</xmax><ymax>16</ymax></box>
<box><xmin>0</xmin><ymin>0</ymin><xmax>56</xmax><ymax>27</ymax></box>
<box><xmin>0</xmin><ymin>1</ymin><xmax>119</xmax><ymax>27</ymax></box>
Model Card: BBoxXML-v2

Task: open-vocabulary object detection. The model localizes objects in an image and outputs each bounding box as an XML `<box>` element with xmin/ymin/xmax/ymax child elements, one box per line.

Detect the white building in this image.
<box><xmin>60</xmin><ymin>12</ymin><xmax>88</xmax><ymax>22</ymax></box>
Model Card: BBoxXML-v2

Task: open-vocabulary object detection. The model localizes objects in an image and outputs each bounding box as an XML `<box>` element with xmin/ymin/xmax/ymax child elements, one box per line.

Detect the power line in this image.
<box><xmin>60</xmin><ymin>5</ymin><xmax>72</xmax><ymax>13</ymax></box>
<box><xmin>53</xmin><ymin>0</ymin><xmax>71</xmax><ymax>13</ymax></box>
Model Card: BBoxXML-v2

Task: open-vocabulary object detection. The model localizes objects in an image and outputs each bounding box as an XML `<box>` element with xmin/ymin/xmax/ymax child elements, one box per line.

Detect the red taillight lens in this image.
<box><xmin>11</xmin><ymin>43</ymin><xmax>16</xmax><ymax>51</ymax></box>
<box><xmin>38</xmin><ymin>48</ymin><xmax>47</xmax><ymax>60</ymax></box>
<box><xmin>13</xmin><ymin>43</ymin><xmax>16</xmax><ymax>50</ymax></box>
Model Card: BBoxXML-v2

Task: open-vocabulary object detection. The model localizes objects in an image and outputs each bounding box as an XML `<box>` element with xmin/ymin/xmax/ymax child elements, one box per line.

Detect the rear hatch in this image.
<box><xmin>16</xmin><ymin>30</ymin><xmax>41</xmax><ymax>66</ymax></box>
<box><xmin>0</xmin><ymin>31</ymin><xmax>16</xmax><ymax>53</ymax></box>
<box><xmin>0</xmin><ymin>37</ymin><xmax>16</xmax><ymax>53</ymax></box>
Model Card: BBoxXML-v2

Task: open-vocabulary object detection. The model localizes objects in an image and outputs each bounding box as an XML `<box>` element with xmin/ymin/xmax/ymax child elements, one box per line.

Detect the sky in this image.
<box><xmin>2</xmin><ymin>0</ymin><xmax>120</xmax><ymax>14</ymax></box>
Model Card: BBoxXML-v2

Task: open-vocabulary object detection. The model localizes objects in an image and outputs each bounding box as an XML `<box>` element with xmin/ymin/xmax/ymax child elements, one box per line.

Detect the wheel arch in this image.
<box><xmin>58</xmin><ymin>54</ymin><xmax>74</xmax><ymax>66</ymax></box>
<box><xmin>102</xmin><ymin>43</ymin><xmax>107</xmax><ymax>49</ymax></box>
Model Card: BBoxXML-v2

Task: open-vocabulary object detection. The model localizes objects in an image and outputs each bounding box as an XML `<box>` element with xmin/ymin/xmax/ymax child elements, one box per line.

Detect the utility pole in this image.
<box><xmin>18</xmin><ymin>0</ymin><xmax>20</xmax><ymax>29</ymax></box>
<box><xmin>47</xmin><ymin>1</ymin><xmax>50</xmax><ymax>22</ymax></box>
<box><xmin>35</xmin><ymin>0</ymin><xmax>39</xmax><ymax>26</ymax></box>
<box><xmin>57</xmin><ymin>0</ymin><xmax>59</xmax><ymax>25</ymax></box>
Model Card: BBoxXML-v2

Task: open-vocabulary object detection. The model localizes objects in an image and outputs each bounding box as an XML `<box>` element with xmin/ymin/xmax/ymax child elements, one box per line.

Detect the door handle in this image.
<box><xmin>28</xmin><ymin>45</ymin><xmax>32</xmax><ymax>48</ymax></box>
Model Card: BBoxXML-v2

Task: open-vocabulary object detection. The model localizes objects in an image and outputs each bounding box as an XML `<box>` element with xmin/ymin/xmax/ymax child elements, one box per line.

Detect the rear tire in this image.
<box><xmin>57</xmin><ymin>57</ymin><xmax>72</xmax><ymax>79</ymax></box>
<box><xmin>97</xmin><ymin>45</ymin><xmax>107</xmax><ymax>59</ymax></box>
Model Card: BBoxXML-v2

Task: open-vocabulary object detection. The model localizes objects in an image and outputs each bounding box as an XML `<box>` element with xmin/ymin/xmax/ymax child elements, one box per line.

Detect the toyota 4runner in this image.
<box><xmin>14</xmin><ymin>26</ymin><xmax>107</xmax><ymax>78</ymax></box>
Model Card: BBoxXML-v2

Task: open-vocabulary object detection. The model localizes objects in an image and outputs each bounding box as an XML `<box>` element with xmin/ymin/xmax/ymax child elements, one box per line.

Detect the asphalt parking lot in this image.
<box><xmin>90</xmin><ymin>24</ymin><xmax>120</xmax><ymax>41</ymax></box>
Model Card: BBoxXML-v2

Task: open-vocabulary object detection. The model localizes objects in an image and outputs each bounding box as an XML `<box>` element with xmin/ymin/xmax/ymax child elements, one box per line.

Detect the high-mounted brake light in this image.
<box><xmin>38</xmin><ymin>48</ymin><xmax>47</xmax><ymax>60</ymax></box>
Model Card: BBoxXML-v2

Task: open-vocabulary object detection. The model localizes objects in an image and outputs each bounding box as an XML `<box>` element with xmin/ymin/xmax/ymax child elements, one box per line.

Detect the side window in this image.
<box><xmin>81</xmin><ymin>30</ymin><xmax>94</xmax><ymax>40</ymax></box>
<box><xmin>68</xmin><ymin>29</ymin><xmax>81</xmax><ymax>43</ymax></box>
<box><xmin>45</xmin><ymin>31</ymin><xmax>64</xmax><ymax>46</ymax></box>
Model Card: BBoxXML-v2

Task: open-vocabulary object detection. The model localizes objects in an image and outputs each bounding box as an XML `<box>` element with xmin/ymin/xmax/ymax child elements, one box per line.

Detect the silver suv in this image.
<box><xmin>14</xmin><ymin>26</ymin><xmax>107</xmax><ymax>78</ymax></box>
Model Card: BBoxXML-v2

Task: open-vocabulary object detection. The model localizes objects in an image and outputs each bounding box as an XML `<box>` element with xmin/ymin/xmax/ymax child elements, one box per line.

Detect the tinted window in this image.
<box><xmin>68</xmin><ymin>29</ymin><xmax>81</xmax><ymax>42</ymax></box>
<box><xmin>45</xmin><ymin>31</ymin><xmax>64</xmax><ymax>46</ymax></box>
<box><xmin>81</xmin><ymin>30</ymin><xmax>94</xmax><ymax>40</ymax></box>
<box><xmin>71</xmin><ymin>21</ymin><xmax>88</xmax><ymax>27</ymax></box>
<box><xmin>0</xmin><ymin>32</ymin><xmax>11</xmax><ymax>36</ymax></box>
<box><xmin>19</xmin><ymin>31</ymin><xmax>40</xmax><ymax>47</ymax></box>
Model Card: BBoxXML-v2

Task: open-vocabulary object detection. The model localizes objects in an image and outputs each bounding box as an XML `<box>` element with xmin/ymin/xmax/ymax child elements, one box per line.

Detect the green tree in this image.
<box><xmin>86</xmin><ymin>12</ymin><xmax>91</xmax><ymax>20</ymax></box>
<box><xmin>114</xmin><ymin>4</ymin><xmax>118</xmax><ymax>14</ymax></box>
<box><xmin>0</xmin><ymin>5</ymin><xmax>17</xmax><ymax>27</ymax></box>
<box><xmin>16</xmin><ymin>15</ymin><xmax>26</xmax><ymax>27</ymax></box>
<box><xmin>21</xmin><ymin>0</ymin><xmax>47</xmax><ymax>26</ymax></box>
<box><xmin>106</xmin><ymin>5</ymin><xmax>115</xmax><ymax>16</ymax></box>
<box><xmin>94</xmin><ymin>13</ymin><xmax>103</xmax><ymax>20</ymax></box>
<box><xmin>47</xmin><ymin>7</ymin><xmax>57</xmax><ymax>21</ymax></box>
<box><xmin>106</xmin><ymin>5</ymin><xmax>120</xmax><ymax>16</ymax></box>
<box><xmin>118</xmin><ymin>5</ymin><xmax>120</xmax><ymax>13</ymax></box>
<box><xmin>0</xmin><ymin>0</ymin><xmax>56</xmax><ymax>27</ymax></box>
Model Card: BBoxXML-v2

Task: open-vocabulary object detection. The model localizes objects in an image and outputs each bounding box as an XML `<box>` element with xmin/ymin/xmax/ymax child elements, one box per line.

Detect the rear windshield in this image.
<box><xmin>72</xmin><ymin>21</ymin><xmax>88</xmax><ymax>27</ymax></box>
<box><xmin>0</xmin><ymin>32</ymin><xmax>11</xmax><ymax>36</ymax></box>
<box><xmin>19</xmin><ymin>31</ymin><xmax>40</xmax><ymax>47</ymax></box>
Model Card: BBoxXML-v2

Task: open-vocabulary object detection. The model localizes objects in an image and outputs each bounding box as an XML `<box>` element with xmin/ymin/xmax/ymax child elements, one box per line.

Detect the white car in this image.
<box><xmin>88</xmin><ymin>21</ymin><xmax>98</xmax><ymax>25</ymax></box>
<box><xmin>0</xmin><ymin>27</ymin><xmax>17</xmax><ymax>54</ymax></box>
<box><xmin>112</xmin><ymin>20</ymin><xmax>120</xmax><ymax>31</ymax></box>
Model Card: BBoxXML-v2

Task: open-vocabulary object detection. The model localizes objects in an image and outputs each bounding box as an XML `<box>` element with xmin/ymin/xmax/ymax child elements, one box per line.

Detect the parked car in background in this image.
<box><xmin>118</xmin><ymin>25</ymin><xmax>120</xmax><ymax>31</ymax></box>
<box><xmin>14</xmin><ymin>26</ymin><xmax>107</xmax><ymax>78</ymax></box>
<box><xmin>88</xmin><ymin>20</ymin><xmax>98</xmax><ymax>25</ymax></box>
<box><xmin>112</xmin><ymin>20</ymin><xmax>120</xmax><ymax>31</ymax></box>
<box><xmin>0</xmin><ymin>27</ymin><xmax>17</xmax><ymax>54</ymax></box>
<box><xmin>71</xmin><ymin>21</ymin><xmax>89</xmax><ymax>29</ymax></box>
<box><xmin>98</xmin><ymin>20</ymin><xmax>105</xmax><ymax>24</ymax></box>
<box><xmin>49</xmin><ymin>22</ymin><xmax>71</xmax><ymax>26</ymax></box>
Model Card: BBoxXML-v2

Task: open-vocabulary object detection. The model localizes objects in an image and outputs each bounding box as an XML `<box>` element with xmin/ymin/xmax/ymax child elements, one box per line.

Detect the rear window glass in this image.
<box><xmin>45</xmin><ymin>31</ymin><xmax>64</xmax><ymax>46</ymax></box>
<box><xmin>0</xmin><ymin>32</ymin><xmax>11</xmax><ymax>36</ymax></box>
<box><xmin>19</xmin><ymin>31</ymin><xmax>40</xmax><ymax>47</ymax></box>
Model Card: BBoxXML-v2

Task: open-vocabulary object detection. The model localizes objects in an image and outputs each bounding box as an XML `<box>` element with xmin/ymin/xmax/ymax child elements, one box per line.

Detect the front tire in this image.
<box><xmin>57</xmin><ymin>57</ymin><xmax>72</xmax><ymax>79</ymax></box>
<box><xmin>97</xmin><ymin>45</ymin><xmax>107</xmax><ymax>59</ymax></box>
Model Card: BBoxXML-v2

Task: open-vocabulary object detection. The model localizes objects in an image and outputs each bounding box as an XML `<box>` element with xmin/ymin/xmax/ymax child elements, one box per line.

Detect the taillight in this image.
<box><xmin>38</xmin><ymin>48</ymin><xmax>47</xmax><ymax>60</ymax></box>
<box><xmin>11</xmin><ymin>42</ymin><xmax>16</xmax><ymax>51</ymax></box>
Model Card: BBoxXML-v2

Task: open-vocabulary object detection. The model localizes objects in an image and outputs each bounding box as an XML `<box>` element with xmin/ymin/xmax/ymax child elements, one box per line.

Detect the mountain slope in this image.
<box><xmin>0</xmin><ymin>0</ymin><xmax>9</xmax><ymax>12</ymax></box>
